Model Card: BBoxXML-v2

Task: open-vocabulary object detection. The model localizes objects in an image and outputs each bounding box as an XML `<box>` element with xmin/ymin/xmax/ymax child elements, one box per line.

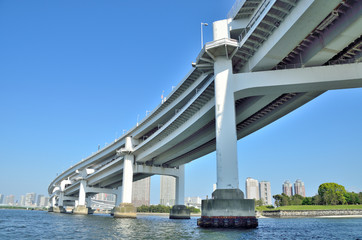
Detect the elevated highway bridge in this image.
<box><xmin>48</xmin><ymin>0</ymin><xmax>362</xmax><ymax>226</ymax></box>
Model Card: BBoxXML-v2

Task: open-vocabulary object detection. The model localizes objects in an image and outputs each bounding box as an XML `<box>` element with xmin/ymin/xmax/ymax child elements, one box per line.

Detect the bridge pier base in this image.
<box><xmin>113</xmin><ymin>203</ymin><xmax>137</xmax><ymax>218</ymax></box>
<box><xmin>52</xmin><ymin>206</ymin><xmax>66</xmax><ymax>213</ymax></box>
<box><xmin>73</xmin><ymin>205</ymin><xmax>94</xmax><ymax>215</ymax></box>
<box><xmin>170</xmin><ymin>205</ymin><xmax>190</xmax><ymax>219</ymax></box>
<box><xmin>169</xmin><ymin>165</ymin><xmax>190</xmax><ymax>219</ymax></box>
<box><xmin>197</xmin><ymin>189</ymin><xmax>257</xmax><ymax>228</ymax></box>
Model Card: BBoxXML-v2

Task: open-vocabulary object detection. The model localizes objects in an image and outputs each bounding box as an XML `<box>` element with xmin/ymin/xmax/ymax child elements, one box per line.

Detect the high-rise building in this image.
<box><xmin>160</xmin><ymin>175</ymin><xmax>176</xmax><ymax>206</ymax></box>
<box><xmin>282</xmin><ymin>180</ymin><xmax>293</xmax><ymax>196</ymax></box>
<box><xmin>245</xmin><ymin>177</ymin><xmax>260</xmax><ymax>200</ymax></box>
<box><xmin>37</xmin><ymin>195</ymin><xmax>44</xmax><ymax>207</ymax></box>
<box><xmin>259</xmin><ymin>181</ymin><xmax>272</xmax><ymax>205</ymax></box>
<box><xmin>20</xmin><ymin>195</ymin><xmax>26</xmax><ymax>206</ymax></box>
<box><xmin>25</xmin><ymin>193</ymin><xmax>36</xmax><ymax>206</ymax></box>
<box><xmin>39</xmin><ymin>196</ymin><xmax>49</xmax><ymax>207</ymax></box>
<box><xmin>132</xmin><ymin>177</ymin><xmax>151</xmax><ymax>207</ymax></box>
<box><xmin>185</xmin><ymin>197</ymin><xmax>202</xmax><ymax>209</ymax></box>
<box><xmin>5</xmin><ymin>195</ymin><xmax>15</xmax><ymax>205</ymax></box>
<box><xmin>0</xmin><ymin>194</ymin><xmax>4</xmax><ymax>204</ymax></box>
<box><xmin>294</xmin><ymin>179</ymin><xmax>306</xmax><ymax>197</ymax></box>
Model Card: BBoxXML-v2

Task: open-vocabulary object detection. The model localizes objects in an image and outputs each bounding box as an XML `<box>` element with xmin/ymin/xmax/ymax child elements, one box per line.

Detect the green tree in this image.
<box><xmin>137</xmin><ymin>205</ymin><xmax>150</xmax><ymax>212</ymax></box>
<box><xmin>273</xmin><ymin>194</ymin><xmax>291</xmax><ymax>206</ymax></box>
<box><xmin>255</xmin><ymin>199</ymin><xmax>264</xmax><ymax>207</ymax></box>
<box><xmin>345</xmin><ymin>192</ymin><xmax>360</xmax><ymax>205</ymax></box>
<box><xmin>290</xmin><ymin>194</ymin><xmax>304</xmax><ymax>205</ymax></box>
<box><xmin>273</xmin><ymin>194</ymin><xmax>283</xmax><ymax>207</ymax></box>
<box><xmin>318</xmin><ymin>183</ymin><xmax>347</xmax><ymax>205</ymax></box>
<box><xmin>302</xmin><ymin>197</ymin><xmax>312</xmax><ymax>205</ymax></box>
<box><xmin>281</xmin><ymin>193</ymin><xmax>291</xmax><ymax>206</ymax></box>
<box><xmin>312</xmin><ymin>194</ymin><xmax>322</xmax><ymax>205</ymax></box>
<box><xmin>187</xmin><ymin>206</ymin><xmax>200</xmax><ymax>213</ymax></box>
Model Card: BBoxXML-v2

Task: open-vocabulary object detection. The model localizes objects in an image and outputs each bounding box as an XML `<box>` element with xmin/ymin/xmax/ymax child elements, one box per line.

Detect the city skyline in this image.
<box><xmin>0</xmin><ymin>0</ymin><xmax>361</xmax><ymax>205</ymax></box>
<box><xmin>0</xmin><ymin>192</ymin><xmax>49</xmax><ymax>208</ymax></box>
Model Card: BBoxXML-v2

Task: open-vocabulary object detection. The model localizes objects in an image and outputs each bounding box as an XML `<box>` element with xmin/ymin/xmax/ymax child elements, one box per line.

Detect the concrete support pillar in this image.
<box><xmin>197</xmin><ymin>19</ymin><xmax>257</xmax><ymax>228</ymax></box>
<box><xmin>170</xmin><ymin>165</ymin><xmax>190</xmax><ymax>219</ymax></box>
<box><xmin>73</xmin><ymin>180</ymin><xmax>93</xmax><ymax>215</ymax></box>
<box><xmin>78</xmin><ymin>180</ymin><xmax>87</xmax><ymax>206</ymax></box>
<box><xmin>115</xmin><ymin>186</ymin><xmax>122</xmax><ymax>206</ymax></box>
<box><xmin>86</xmin><ymin>196</ymin><xmax>92</xmax><ymax>206</ymax></box>
<box><xmin>48</xmin><ymin>197</ymin><xmax>56</xmax><ymax>212</ymax></box>
<box><xmin>51</xmin><ymin>196</ymin><xmax>56</xmax><ymax>207</ymax></box>
<box><xmin>58</xmin><ymin>192</ymin><xmax>64</xmax><ymax>207</ymax></box>
<box><xmin>52</xmin><ymin>193</ymin><xmax>66</xmax><ymax>213</ymax></box>
<box><xmin>113</xmin><ymin>136</ymin><xmax>137</xmax><ymax>218</ymax></box>
<box><xmin>175</xmin><ymin>165</ymin><xmax>185</xmax><ymax>205</ymax></box>
<box><xmin>211</xmin><ymin>18</ymin><xmax>240</xmax><ymax>190</ymax></box>
<box><xmin>121</xmin><ymin>154</ymin><xmax>134</xmax><ymax>204</ymax></box>
<box><xmin>214</xmin><ymin>56</ymin><xmax>239</xmax><ymax>190</ymax></box>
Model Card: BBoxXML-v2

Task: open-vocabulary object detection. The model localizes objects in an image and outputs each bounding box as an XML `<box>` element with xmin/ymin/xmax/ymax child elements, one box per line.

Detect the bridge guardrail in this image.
<box><xmin>238</xmin><ymin>0</ymin><xmax>271</xmax><ymax>43</ymax></box>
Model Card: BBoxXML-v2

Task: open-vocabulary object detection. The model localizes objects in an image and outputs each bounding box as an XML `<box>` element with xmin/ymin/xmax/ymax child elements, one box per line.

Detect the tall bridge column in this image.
<box><xmin>73</xmin><ymin>179</ymin><xmax>94</xmax><ymax>215</ymax></box>
<box><xmin>170</xmin><ymin>165</ymin><xmax>190</xmax><ymax>219</ymax></box>
<box><xmin>113</xmin><ymin>137</ymin><xmax>137</xmax><ymax>218</ymax></box>
<box><xmin>53</xmin><ymin>191</ymin><xmax>66</xmax><ymax>213</ymax></box>
<box><xmin>197</xmin><ymin>19</ymin><xmax>257</xmax><ymax>228</ymax></box>
<box><xmin>114</xmin><ymin>186</ymin><xmax>122</xmax><ymax>206</ymax></box>
<box><xmin>48</xmin><ymin>196</ymin><xmax>56</xmax><ymax>212</ymax></box>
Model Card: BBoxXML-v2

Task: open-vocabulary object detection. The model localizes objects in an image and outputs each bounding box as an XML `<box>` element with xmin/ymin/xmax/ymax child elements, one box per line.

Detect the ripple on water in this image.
<box><xmin>0</xmin><ymin>210</ymin><xmax>362</xmax><ymax>240</ymax></box>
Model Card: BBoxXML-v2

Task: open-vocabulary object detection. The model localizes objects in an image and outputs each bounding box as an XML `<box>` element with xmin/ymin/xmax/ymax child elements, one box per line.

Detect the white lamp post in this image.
<box><xmin>201</xmin><ymin>22</ymin><xmax>208</xmax><ymax>48</ymax></box>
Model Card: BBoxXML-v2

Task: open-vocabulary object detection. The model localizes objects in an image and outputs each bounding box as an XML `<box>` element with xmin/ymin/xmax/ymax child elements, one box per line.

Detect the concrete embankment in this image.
<box><xmin>261</xmin><ymin>209</ymin><xmax>362</xmax><ymax>218</ymax></box>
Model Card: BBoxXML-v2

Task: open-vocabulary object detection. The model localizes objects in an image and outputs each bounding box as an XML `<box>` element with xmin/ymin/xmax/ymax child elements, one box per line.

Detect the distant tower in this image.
<box><xmin>294</xmin><ymin>179</ymin><xmax>306</xmax><ymax>197</ymax></box>
<box><xmin>259</xmin><ymin>181</ymin><xmax>272</xmax><ymax>205</ymax></box>
<box><xmin>6</xmin><ymin>195</ymin><xmax>15</xmax><ymax>205</ymax></box>
<box><xmin>160</xmin><ymin>175</ymin><xmax>176</xmax><ymax>206</ymax></box>
<box><xmin>20</xmin><ymin>195</ymin><xmax>26</xmax><ymax>206</ymax></box>
<box><xmin>25</xmin><ymin>193</ymin><xmax>36</xmax><ymax>206</ymax></box>
<box><xmin>132</xmin><ymin>177</ymin><xmax>151</xmax><ymax>207</ymax></box>
<box><xmin>282</xmin><ymin>180</ymin><xmax>293</xmax><ymax>196</ymax></box>
<box><xmin>0</xmin><ymin>194</ymin><xmax>4</xmax><ymax>204</ymax></box>
<box><xmin>39</xmin><ymin>196</ymin><xmax>49</xmax><ymax>207</ymax></box>
<box><xmin>37</xmin><ymin>195</ymin><xmax>44</xmax><ymax>207</ymax></box>
<box><xmin>245</xmin><ymin>177</ymin><xmax>260</xmax><ymax>200</ymax></box>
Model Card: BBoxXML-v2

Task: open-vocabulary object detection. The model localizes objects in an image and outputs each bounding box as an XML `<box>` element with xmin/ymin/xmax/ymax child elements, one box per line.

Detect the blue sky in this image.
<box><xmin>0</xmin><ymin>0</ymin><xmax>361</xmax><ymax>204</ymax></box>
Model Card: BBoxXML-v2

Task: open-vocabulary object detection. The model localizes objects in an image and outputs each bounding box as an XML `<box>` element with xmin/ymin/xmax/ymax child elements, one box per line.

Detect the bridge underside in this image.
<box><xmin>48</xmin><ymin>0</ymin><xmax>362</xmax><ymax>223</ymax></box>
<box><xmin>135</xmin><ymin>62</ymin><xmax>362</xmax><ymax>170</ymax></box>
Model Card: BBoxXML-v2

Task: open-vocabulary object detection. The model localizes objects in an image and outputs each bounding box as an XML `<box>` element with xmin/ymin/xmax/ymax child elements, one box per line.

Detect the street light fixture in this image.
<box><xmin>201</xmin><ymin>22</ymin><xmax>208</xmax><ymax>48</ymax></box>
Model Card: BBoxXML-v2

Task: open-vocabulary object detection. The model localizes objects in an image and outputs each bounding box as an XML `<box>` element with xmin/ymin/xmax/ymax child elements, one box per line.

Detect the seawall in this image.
<box><xmin>262</xmin><ymin>209</ymin><xmax>362</xmax><ymax>218</ymax></box>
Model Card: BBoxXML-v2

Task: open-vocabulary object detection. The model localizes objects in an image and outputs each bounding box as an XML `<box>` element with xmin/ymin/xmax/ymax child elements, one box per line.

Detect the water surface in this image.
<box><xmin>1</xmin><ymin>209</ymin><xmax>361</xmax><ymax>239</ymax></box>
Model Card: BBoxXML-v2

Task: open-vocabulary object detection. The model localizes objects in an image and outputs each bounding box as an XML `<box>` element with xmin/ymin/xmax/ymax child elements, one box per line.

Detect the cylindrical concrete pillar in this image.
<box><xmin>58</xmin><ymin>192</ymin><xmax>64</xmax><ymax>207</ymax></box>
<box><xmin>114</xmin><ymin>187</ymin><xmax>122</xmax><ymax>206</ymax></box>
<box><xmin>78</xmin><ymin>180</ymin><xmax>87</xmax><ymax>206</ymax></box>
<box><xmin>51</xmin><ymin>196</ymin><xmax>56</xmax><ymax>207</ymax></box>
<box><xmin>175</xmin><ymin>165</ymin><xmax>185</xmax><ymax>205</ymax></box>
<box><xmin>122</xmin><ymin>154</ymin><xmax>134</xmax><ymax>203</ymax></box>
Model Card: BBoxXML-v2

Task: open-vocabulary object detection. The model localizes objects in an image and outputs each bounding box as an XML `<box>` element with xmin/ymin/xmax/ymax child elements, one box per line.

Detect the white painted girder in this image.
<box><xmin>234</xmin><ymin>62</ymin><xmax>362</xmax><ymax>98</ymax></box>
<box><xmin>242</xmin><ymin>0</ymin><xmax>342</xmax><ymax>72</ymax></box>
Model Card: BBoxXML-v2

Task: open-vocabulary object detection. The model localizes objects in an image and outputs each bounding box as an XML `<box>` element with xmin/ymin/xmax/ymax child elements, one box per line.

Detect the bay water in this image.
<box><xmin>1</xmin><ymin>209</ymin><xmax>361</xmax><ymax>239</ymax></box>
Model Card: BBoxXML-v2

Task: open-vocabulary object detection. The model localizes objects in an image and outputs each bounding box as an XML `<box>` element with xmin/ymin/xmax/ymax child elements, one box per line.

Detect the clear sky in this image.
<box><xmin>0</xmin><ymin>0</ymin><xmax>361</xmax><ymax>204</ymax></box>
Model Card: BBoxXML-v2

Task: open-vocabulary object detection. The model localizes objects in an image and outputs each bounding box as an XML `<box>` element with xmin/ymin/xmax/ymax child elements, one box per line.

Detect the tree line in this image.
<box><xmin>273</xmin><ymin>182</ymin><xmax>362</xmax><ymax>207</ymax></box>
<box><xmin>136</xmin><ymin>204</ymin><xmax>200</xmax><ymax>213</ymax></box>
